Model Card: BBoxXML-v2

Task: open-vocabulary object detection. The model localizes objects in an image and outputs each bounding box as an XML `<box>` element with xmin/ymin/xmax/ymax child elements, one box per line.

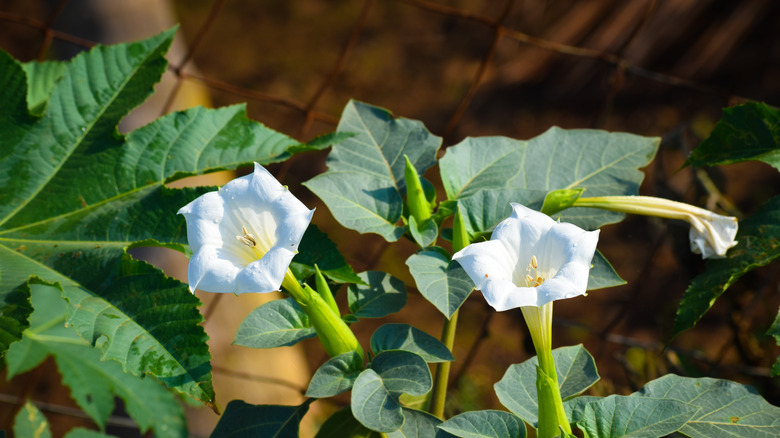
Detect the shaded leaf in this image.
<box><xmin>0</xmin><ymin>281</ymin><xmax>33</xmax><ymax>359</ymax></box>
<box><xmin>370</xmin><ymin>323</ymin><xmax>453</xmax><ymax>363</ymax></box>
<box><xmin>6</xmin><ymin>280</ymin><xmax>186</xmax><ymax>437</ymax></box>
<box><xmin>495</xmin><ymin>345</ymin><xmax>599</xmax><ymax>427</ymax></box>
<box><xmin>406</xmin><ymin>247</ymin><xmax>473</xmax><ymax>318</ymax></box>
<box><xmin>315</xmin><ymin>408</ymin><xmax>382</xmax><ymax>438</ymax></box>
<box><xmin>387</xmin><ymin>408</ymin><xmax>455</xmax><ymax>438</ymax></box>
<box><xmin>409</xmin><ymin>216</ymin><xmax>438</xmax><ymax>248</ymax></box>
<box><xmin>685</xmin><ymin>102</ymin><xmax>780</xmax><ymax>170</ymax></box>
<box><xmin>769</xmin><ymin>309</ymin><xmax>780</xmax><ymax>377</ymax></box>
<box><xmin>673</xmin><ymin>195</ymin><xmax>780</xmax><ymax>338</ymax></box>
<box><xmin>305</xmin><ymin>100</ymin><xmax>442</xmax><ymax>241</ymax></box>
<box><xmin>306</xmin><ymin>351</ymin><xmax>364</xmax><ymax>398</ymax></box>
<box><xmin>286</xmin><ymin>132</ymin><xmax>357</xmax><ymax>154</ymax></box>
<box><xmin>234</xmin><ymin>298</ymin><xmax>316</xmax><ymax>349</ymax></box>
<box><xmin>211</xmin><ymin>400</ymin><xmax>310</xmax><ymax>438</ymax></box>
<box><xmin>635</xmin><ymin>374</ymin><xmax>780</xmax><ymax>437</ymax></box>
<box><xmin>290</xmin><ymin>224</ymin><xmax>363</xmax><ymax>284</ymax></box>
<box><xmin>587</xmin><ymin>250</ymin><xmax>626</xmax><ymax>291</ymax></box>
<box><xmin>577</xmin><ymin>395</ymin><xmax>698</xmax><ymax>438</ymax></box>
<box><xmin>437</xmin><ymin>410</ymin><xmax>526</xmax><ymax>438</ymax></box>
<box><xmin>563</xmin><ymin>395</ymin><xmax>602</xmax><ymax>424</ymax></box>
<box><xmin>64</xmin><ymin>429</ymin><xmax>119</xmax><ymax>438</ymax></box>
<box><xmin>348</xmin><ymin>271</ymin><xmax>407</xmax><ymax>318</ymax></box>
<box><xmin>370</xmin><ymin>350</ymin><xmax>432</xmax><ymax>396</ymax></box>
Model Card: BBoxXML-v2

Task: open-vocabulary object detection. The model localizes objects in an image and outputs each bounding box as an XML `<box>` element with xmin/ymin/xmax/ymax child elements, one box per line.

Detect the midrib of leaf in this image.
<box><xmin>562</xmin><ymin>144</ymin><xmax>648</xmax><ymax>190</ymax></box>
<box><xmin>352</xmin><ymin>111</ymin><xmax>399</xmax><ymax>191</ymax></box>
<box><xmin>0</xmin><ymin>36</ymin><xmax>169</xmax><ymax>230</ymax></box>
<box><xmin>451</xmin><ymin>148</ymin><xmax>521</xmax><ymax>200</ymax></box>
<box><xmin>0</xmin><ymin>184</ymin><xmax>159</xmax><ymax>239</ymax></box>
<box><xmin>322</xmin><ymin>182</ymin><xmax>398</xmax><ymax>223</ymax></box>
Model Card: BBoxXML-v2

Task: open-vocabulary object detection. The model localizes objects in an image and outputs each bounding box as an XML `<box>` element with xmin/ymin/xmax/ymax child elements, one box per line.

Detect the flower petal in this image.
<box><xmin>688</xmin><ymin>213</ymin><xmax>738</xmax><ymax>258</ymax></box>
<box><xmin>236</xmin><ymin>246</ymin><xmax>298</xmax><ymax>293</ymax></box>
<box><xmin>187</xmin><ymin>246</ymin><xmax>242</xmax><ymax>293</ymax></box>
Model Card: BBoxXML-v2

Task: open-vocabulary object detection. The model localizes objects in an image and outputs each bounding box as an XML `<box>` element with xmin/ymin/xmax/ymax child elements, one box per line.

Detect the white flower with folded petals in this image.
<box><xmin>452</xmin><ymin>203</ymin><xmax>600</xmax><ymax>311</ymax></box>
<box><xmin>178</xmin><ymin>163</ymin><xmax>314</xmax><ymax>294</ymax></box>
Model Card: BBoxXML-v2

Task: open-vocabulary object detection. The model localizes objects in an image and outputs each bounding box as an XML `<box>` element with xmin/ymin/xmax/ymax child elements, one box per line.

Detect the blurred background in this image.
<box><xmin>1</xmin><ymin>0</ymin><xmax>779</xmax><ymax>436</ymax></box>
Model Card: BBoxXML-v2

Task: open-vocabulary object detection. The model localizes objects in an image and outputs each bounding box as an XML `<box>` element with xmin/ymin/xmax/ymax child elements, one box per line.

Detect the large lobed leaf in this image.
<box><xmin>441</xmin><ymin>128</ymin><xmax>660</xmax><ymax>231</ymax></box>
<box><xmin>304</xmin><ymin>100</ymin><xmax>442</xmax><ymax>241</ymax></box>
<box><xmin>0</xmin><ymin>29</ymin><xmax>307</xmax><ymax>407</ymax></box>
<box><xmin>6</xmin><ymin>281</ymin><xmax>186</xmax><ymax>437</ymax></box>
<box><xmin>685</xmin><ymin>102</ymin><xmax>780</xmax><ymax>171</ymax></box>
<box><xmin>673</xmin><ymin>194</ymin><xmax>780</xmax><ymax>338</ymax></box>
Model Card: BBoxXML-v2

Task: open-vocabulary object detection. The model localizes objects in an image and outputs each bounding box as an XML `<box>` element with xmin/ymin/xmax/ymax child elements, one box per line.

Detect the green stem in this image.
<box><xmin>430</xmin><ymin>309</ymin><xmax>459</xmax><ymax>419</ymax></box>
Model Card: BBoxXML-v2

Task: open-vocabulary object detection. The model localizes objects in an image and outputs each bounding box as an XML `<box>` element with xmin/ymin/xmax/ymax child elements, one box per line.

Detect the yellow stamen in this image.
<box><xmin>530</xmin><ymin>255</ymin><xmax>538</xmax><ymax>269</ymax></box>
<box><xmin>236</xmin><ymin>225</ymin><xmax>257</xmax><ymax>247</ymax></box>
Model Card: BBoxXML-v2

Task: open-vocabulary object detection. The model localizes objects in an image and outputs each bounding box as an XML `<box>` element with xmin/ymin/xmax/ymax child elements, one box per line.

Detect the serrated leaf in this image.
<box><xmin>1</xmin><ymin>29</ymin><xmax>311</xmax><ymax>408</ymax></box>
<box><xmin>0</xmin><ymin>281</ymin><xmax>33</xmax><ymax>359</ymax></box>
<box><xmin>437</xmin><ymin>410</ymin><xmax>526</xmax><ymax>438</ymax></box>
<box><xmin>290</xmin><ymin>224</ymin><xmax>363</xmax><ymax>284</ymax></box>
<box><xmin>577</xmin><ymin>395</ymin><xmax>698</xmax><ymax>438</ymax></box>
<box><xmin>351</xmin><ymin>369</ymin><xmax>405</xmax><ymax>432</ymax></box>
<box><xmin>387</xmin><ymin>408</ymin><xmax>454</xmax><ymax>438</ymax></box>
<box><xmin>6</xmin><ymin>280</ymin><xmax>186</xmax><ymax>437</ymax></box>
<box><xmin>685</xmin><ymin>102</ymin><xmax>780</xmax><ymax>170</ymax></box>
<box><xmin>306</xmin><ymin>351</ymin><xmax>364</xmax><ymax>398</ymax></box>
<box><xmin>234</xmin><ymin>297</ymin><xmax>316</xmax><ymax>349</ymax></box>
<box><xmin>21</xmin><ymin>60</ymin><xmax>65</xmax><ymax>115</ymax></box>
<box><xmin>315</xmin><ymin>407</ymin><xmax>382</xmax><ymax>438</ymax></box>
<box><xmin>406</xmin><ymin>247</ymin><xmax>474</xmax><ymax>318</ymax></box>
<box><xmin>442</xmin><ymin>129</ymin><xmax>659</xmax><ymax>230</ymax></box>
<box><xmin>13</xmin><ymin>401</ymin><xmax>51</xmax><ymax>438</ymax></box>
<box><xmin>635</xmin><ymin>374</ymin><xmax>780</xmax><ymax>437</ymax></box>
<box><xmin>370</xmin><ymin>323</ymin><xmax>453</xmax><ymax>363</ymax></box>
<box><xmin>347</xmin><ymin>271</ymin><xmax>407</xmax><ymax>318</ymax></box>
<box><xmin>495</xmin><ymin>345</ymin><xmax>599</xmax><ymax>427</ymax></box>
<box><xmin>211</xmin><ymin>400</ymin><xmax>310</xmax><ymax>438</ymax></box>
<box><xmin>673</xmin><ymin>195</ymin><xmax>780</xmax><ymax>338</ymax></box>
<box><xmin>305</xmin><ymin>100</ymin><xmax>442</xmax><ymax>241</ymax></box>
<box><xmin>769</xmin><ymin>310</ymin><xmax>780</xmax><ymax>376</ymax></box>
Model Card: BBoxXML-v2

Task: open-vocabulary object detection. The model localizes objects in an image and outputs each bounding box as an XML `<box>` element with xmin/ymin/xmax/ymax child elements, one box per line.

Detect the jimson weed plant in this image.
<box><xmin>1</xmin><ymin>29</ymin><xmax>779</xmax><ymax>438</ymax></box>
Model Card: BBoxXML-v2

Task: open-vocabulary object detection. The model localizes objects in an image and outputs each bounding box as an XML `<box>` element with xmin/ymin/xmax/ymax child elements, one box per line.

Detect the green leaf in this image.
<box><xmin>286</xmin><ymin>131</ymin><xmax>358</xmax><ymax>154</ymax></box>
<box><xmin>6</xmin><ymin>281</ymin><xmax>186</xmax><ymax>437</ymax></box>
<box><xmin>370</xmin><ymin>350</ymin><xmax>432</xmax><ymax>396</ymax></box>
<box><xmin>563</xmin><ymin>396</ymin><xmax>602</xmax><ymax>424</ymax></box>
<box><xmin>635</xmin><ymin>374</ymin><xmax>780</xmax><ymax>437</ymax></box>
<box><xmin>406</xmin><ymin>247</ymin><xmax>474</xmax><ymax>318</ymax></box>
<box><xmin>494</xmin><ymin>345</ymin><xmax>599</xmax><ymax>427</ymax></box>
<box><xmin>409</xmin><ymin>216</ymin><xmax>438</xmax><ymax>248</ymax></box>
<box><xmin>315</xmin><ymin>407</ymin><xmax>382</xmax><ymax>438</ymax></box>
<box><xmin>768</xmin><ymin>309</ymin><xmax>780</xmax><ymax>376</ymax></box>
<box><xmin>347</xmin><ymin>271</ymin><xmax>407</xmax><ymax>318</ymax></box>
<box><xmin>306</xmin><ymin>351</ymin><xmax>364</xmax><ymax>398</ymax></box>
<box><xmin>437</xmin><ymin>410</ymin><xmax>526</xmax><ymax>438</ymax></box>
<box><xmin>64</xmin><ymin>429</ymin><xmax>119</xmax><ymax>438</ymax></box>
<box><xmin>291</xmin><ymin>225</ymin><xmax>363</xmax><ymax>284</ymax></box>
<box><xmin>370</xmin><ymin>323</ymin><xmax>454</xmax><ymax>363</ymax></box>
<box><xmin>305</xmin><ymin>100</ymin><xmax>442</xmax><ymax>241</ymax></box>
<box><xmin>211</xmin><ymin>400</ymin><xmax>311</xmax><ymax>438</ymax></box>
<box><xmin>673</xmin><ymin>195</ymin><xmax>780</xmax><ymax>338</ymax></box>
<box><xmin>442</xmin><ymin>129</ymin><xmax>660</xmax><ymax>230</ymax></box>
<box><xmin>234</xmin><ymin>297</ymin><xmax>316</xmax><ymax>349</ymax></box>
<box><xmin>587</xmin><ymin>250</ymin><xmax>626</xmax><ymax>290</ymax></box>
<box><xmin>387</xmin><ymin>408</ymin><xmax>454</xmax><ymax>438</ymax></box>
<box><xmin>1</xmin><ymin>29</ymin><xmax>310</xmax><ymax>408</ymax></box>
<box><xmin>351</xmin><ymin>369</ymin><xmax>405</xmax><ymax>433</ymax></box>
<box><xmin>0</xmin><ymin>281</ymin><xmax>33</xmax><ymax>359</ymax></box>
<box><xmin>577</xmin><ymin>395</ymin><xmax>698</xmax><ymax>438</ymax></box>
<box><xmin>21</xmin><ymin>60</ymin><xmax>65</xmax><ymax>115</ymax></box>
<box><xmin>13</xmin><ymin>401</ymin><xmax>51</xmax><ymax>438</ymax></box>
<box><xmin>685</xmin><ymin>102</ymin><xmax>780</xmax><ymax>170</ymax></box>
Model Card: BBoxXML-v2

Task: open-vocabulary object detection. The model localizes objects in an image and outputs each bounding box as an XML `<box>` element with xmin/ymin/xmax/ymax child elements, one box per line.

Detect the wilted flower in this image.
<box><xmin>452</xmin><ymin>203</ymin><xmax>600</xmax><ymax>311</ymax></box>
<box><xmin>178</xmin><ymin>163</ymin><xmax>314</xmax><ymax>294</ymax></box>
<box><xmin>572</xmin><ymin>195</ymin><xmax>738</xmax><ymax>259</ymax></box>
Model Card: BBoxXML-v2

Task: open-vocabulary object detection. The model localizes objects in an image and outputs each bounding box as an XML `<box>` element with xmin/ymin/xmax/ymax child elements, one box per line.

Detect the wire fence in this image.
<box><xmin>1</xmin><ymin>0</ymin><xmax>779</xmax><ymax>435</ymax></box>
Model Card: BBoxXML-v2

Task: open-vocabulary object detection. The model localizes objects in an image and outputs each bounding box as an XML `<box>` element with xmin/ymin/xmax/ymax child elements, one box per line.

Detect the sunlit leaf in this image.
<box><xmin>306</xmin><ymin>351</ymin><xmax>364</xmax><ymax>398</ymax></box>
<box><xmin>234</xmin><ymin>298</ymin><xmax>316</xmax><ymax>349</ymax></box>
<box><xmin>348</xmin><ymin>271</ymin><xmax>407</xmax><ymax>318</ymax></box>
<box><xmin>13</xmin><ymin>401</ymin><xmax>51</xmax><ymax>438</ymax></box>
<box><xmin>635</xmin><ymin>374</ymin><xmax>780</xmax><ymax>437</ymax></box>
<box><xmin>577</xmin><ymin>395</ymin><xmax>698</xmax><ymax>438</ymax></box>
<box><xmin>495</xmin><ymin>345</ymin><xmax>599</xmax><ymax>427</ymax></box>
<box><xmin>370</xmin><ymin>323</ymin><xmax>453</xmax><ymax>363</ymax></box>
<box><xmin>305</xmin><ymin>100</ymin><xmax>442</xmax><ymax>241</ymax></box>
<box><xmin>406</xmin><ymin>247</ymin><xmax>473</xmax><ymax>318</ymax></box>
<box><xmin>438</xmin><ymin>410</ymin><xmax>526</xmax><ymax>438</ymax></box>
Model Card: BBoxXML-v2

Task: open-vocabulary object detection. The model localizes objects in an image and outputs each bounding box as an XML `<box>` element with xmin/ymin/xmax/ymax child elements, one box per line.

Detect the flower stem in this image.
<box><xmin>430</xmin><ymin>309</ymin><xmax>459</xmax><ymax>418</ymax></box>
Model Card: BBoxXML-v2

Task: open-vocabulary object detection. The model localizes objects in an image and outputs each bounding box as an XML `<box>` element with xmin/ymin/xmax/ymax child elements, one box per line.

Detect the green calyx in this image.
<box><xmin>404</xmin><ymin>154</ymin><xmax>431</xmax><ymax>223</ymax></box>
